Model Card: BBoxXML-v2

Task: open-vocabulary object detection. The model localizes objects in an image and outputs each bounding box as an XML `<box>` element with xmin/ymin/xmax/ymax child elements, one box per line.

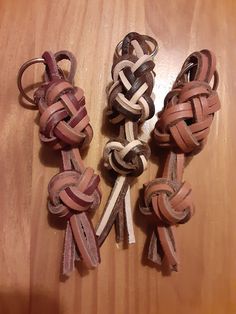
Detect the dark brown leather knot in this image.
<box><xmin>48</xmin><ymin>168</ymin><xmax>101</xmax><ymax>219</ymax></box>
<box><xmin>103</xmin><ymin>139</ymin><xmax>150</xmax><ymax>177</ymax></box>
<box><xmin>141</xmin><ymin>178</ymin><xmax>194</xmax><ymax>225</ymax></box>
<box><xmin>107</xmin><ymin>32</ymin><xmax>155</xmax><ymax>124</ymax></box>
<box><xmin>35</xmin><ymin>79</ymin><xmax>92</xmax><ymax>150</ymax></box>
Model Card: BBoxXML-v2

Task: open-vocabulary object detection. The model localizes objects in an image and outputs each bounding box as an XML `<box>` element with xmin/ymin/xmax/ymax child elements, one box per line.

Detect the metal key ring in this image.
<box><xmin>17</xmin><ymin>57</ymin><xmax>45</xmax><ymax>104</ymax></box>
<box><xmin>115</xmin><ymin>35</ymin><xmax>159</xmax><ymax>59</ymax></box>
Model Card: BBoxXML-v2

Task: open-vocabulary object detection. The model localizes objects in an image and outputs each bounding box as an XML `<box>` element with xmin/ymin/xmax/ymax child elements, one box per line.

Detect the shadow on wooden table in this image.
<box><xmin>0</xmin><ymin>290</ymin><xmax>60</xmax><ymax>314</ymax></box>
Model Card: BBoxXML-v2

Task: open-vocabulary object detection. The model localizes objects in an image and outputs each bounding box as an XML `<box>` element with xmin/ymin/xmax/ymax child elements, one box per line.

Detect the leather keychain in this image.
<box><xmin>17</xmin><ymin>51</ymin><xmax>101</xmax><ymax>275</ymax></box>
<box><xmin>140</xmin><ymin>50</ymin><xmax>220</xmax><ymax>271</ymax></box>
<box><xmin>96</xmin><ymin>32</ymin><xmax>158</xmax><ymax>246</ymax></box>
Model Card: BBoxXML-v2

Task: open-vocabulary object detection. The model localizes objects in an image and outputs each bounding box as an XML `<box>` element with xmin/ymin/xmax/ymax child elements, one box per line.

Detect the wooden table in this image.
<box><xmin>1</xmin><ymin>0</ymin><xmax>235</xmax><ymax>313</ymax></box>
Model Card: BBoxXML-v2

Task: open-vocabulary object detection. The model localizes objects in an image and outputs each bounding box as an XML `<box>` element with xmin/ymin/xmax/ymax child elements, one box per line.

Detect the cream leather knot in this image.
<box><xmin>103</xmin><ymin>139</ymin><xmax>150</xmax><ymax>177</ymax></box>
<box><xmin>35</xmin><ymin>79</ymin><xmax>93</xmax><ymax>150</ymax></box>
<box><xmin>154</xmin><ymin>76</ymin><xmax>220</xmax><ymax>154</ymax></box>
<box><xmin>48</xmin><ymin>167</ymin><xmax>101</xmax><ymax>219</ymax></box>
<box><xmin>141</xmin><ymin>178</ymin><xmax>194</xmax><ymax>226</ymax></box>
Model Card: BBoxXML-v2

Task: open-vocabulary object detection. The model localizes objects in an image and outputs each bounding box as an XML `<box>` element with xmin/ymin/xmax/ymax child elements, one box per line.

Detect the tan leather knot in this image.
<box><xmin>154</xmin><ymin>62</ymin><xmax>220</xmax><ymax>155</ymax></box>
<box><xmin>140</xmin><ymin>50</ymin><xmax>220</xmax><ymax>271</ymax></box>
<box><xmin>48</xmin><ymin>167</ymin><xmax>101</xmax><ymax>219</ymax></box>
<box><xmin>35</xmin><ymin>79</ymin><xmax>93</xmax><ymax>150</ymax></box>
<box><xmin>141</xmin><ymin>178</ymin><xmax>194</xmax><ymax>226</ymax></box>
<box><xmin>103</xmin><ymin>139</ymin><xmax>150</xmax><ymax>177</ymax></box>
<box><xmin>107</xmin><ymin>32</ymin><xmax>155</xmax><ymax>124</ymax></box>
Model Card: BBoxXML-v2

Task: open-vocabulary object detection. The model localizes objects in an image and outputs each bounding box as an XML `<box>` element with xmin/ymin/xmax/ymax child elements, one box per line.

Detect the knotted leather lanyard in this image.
<box><xmin>18</xmin><ymin>51</ymin><xmax>101</xmax><ymax>275</ymax></box>
<box><xmin>140</xmin><ymin>50</ymin><xmax>220</xmax><ymax>271</ymax></box>
<box><xmin>96</xmin><ymin>32</ymin><xmax>158</xmax><ymax>246</ymax></box>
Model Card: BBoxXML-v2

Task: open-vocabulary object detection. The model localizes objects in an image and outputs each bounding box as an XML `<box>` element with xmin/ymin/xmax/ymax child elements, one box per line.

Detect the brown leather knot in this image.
<box><xmin>48</xmin><ymin>167</ymin><xmax>101</xmax><ymax>219</ymax></box>
<box><xmin>140</xmin><ymin>49</ymin><xmax>220</xmax><ymax>272</ymax></box>
<box><xmin>18</xmin><ymin>51</ymin><xmax>101</xmax><ymax>275</ymax></box>
<box><xmin>103</xmin><ymin>139</ymin><xmax>150</xmax><ymax>177</ymax></box>
<box><xmin>141</xmin><ymin>178</ymin><xmax>194</xmax><ymax>225</ymax></box>
<box><xmin>107</xmin><ymin>32</ymin><xmax>155</xmax><ymax>124</ymax></box>
<box><xmin>154</xmin><ymin>55</ymin><xmax>220</xmax><ymax>154</ymax></box>
<box><xmin>35</xmin><ymin>79</ymin><xmax>93</xmax><ymax>150</ymax></box>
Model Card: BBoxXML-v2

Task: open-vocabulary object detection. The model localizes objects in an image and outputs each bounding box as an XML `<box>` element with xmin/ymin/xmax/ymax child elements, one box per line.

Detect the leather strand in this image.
<box><xmin>18</xmin><ymin>51</ymin><xmax>101</xmax><ymax>275</ymax></box>
<box><xmin>96</xmin><ymin>32</ymin><xmax>157</xmax><ymax>246</ymax></box>
<box><xmin>140</xmin><ymin>50</ymin><xmax>220</xmax><ymax>271</ymax></box>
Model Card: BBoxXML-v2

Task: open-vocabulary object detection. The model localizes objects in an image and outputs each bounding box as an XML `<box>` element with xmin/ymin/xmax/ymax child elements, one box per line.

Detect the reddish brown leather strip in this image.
<box><xmin>140</xmin><ymin>50</ymin><xmax>220</xmax><ymax>271</ymax></box>
<box><xmin>18</xmin><ymin>51</ymin><xmax>101</xmax><ymax>275</ymax></box>
<box><xmin>96</xmin><ymin>32</ymin><xmax>158</xmax><ymax>246</ymax></box>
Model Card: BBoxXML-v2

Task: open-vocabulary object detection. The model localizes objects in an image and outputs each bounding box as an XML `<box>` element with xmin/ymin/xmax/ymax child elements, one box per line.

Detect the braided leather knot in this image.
<box><xmin>107</xmin><ymin>45</ymin><xmax>155</xmax><ymax>124</ymax></box>
<box><xmin>154</xmin><ymin>79</ymin><xmax>220</xmax><ymax>154</ymax></box>
<box><xmin>103</xmin><ymin>139</ymin><xmax>150</xmax><ymax>177</ymax></box>
<box><xmin>48</xmin><ymin>167</ymin><xmax>101</xmax><ymax>219</ymax></box>
<box><xmin>141</xmin><ymin>178</ymin><xmax>194</xmax><ymax>226</ymax></box>
<box><xmin>35</xmin><ymin>79</ymin><xmax>93</xmax><ymax>150</ymax></box>
<box><xmin>18</xmin><ymin>50</ymin><xmax>102</xmax><ymax>274</ymax></box>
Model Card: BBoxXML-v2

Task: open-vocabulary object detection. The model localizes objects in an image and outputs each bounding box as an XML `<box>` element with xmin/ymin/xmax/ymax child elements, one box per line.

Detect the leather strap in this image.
<box><xmin>96</xmin><ymin>32</ymin><xmax>158</xmax><ymax>246</ymax></box>
<box><xmin>18</xmin><ymin>51</ymin><xmax>101</xmax><ymax>275</ymax></box>
<box><xmin>140</xmin><ymin>50</ymin><xmax>220</xmax><ymax>271</ymax></box>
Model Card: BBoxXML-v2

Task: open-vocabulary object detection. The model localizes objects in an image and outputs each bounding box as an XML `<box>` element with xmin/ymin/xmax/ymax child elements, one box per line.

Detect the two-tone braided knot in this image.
<box><xmin>103</xmin><ymin>139</ymin><xmax>150</xmax><ymax>177</ymax></box>
<box><xmin>107</xmin><ymin>32</ymin><xmax>156</xmax><ymax>124</ymax></box>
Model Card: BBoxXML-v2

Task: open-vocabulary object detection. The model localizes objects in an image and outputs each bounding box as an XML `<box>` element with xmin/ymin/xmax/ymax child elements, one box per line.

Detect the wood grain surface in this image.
<box><xmin>0</xmin><ymin>0</ymin><xmax>235</xmax><ymax>313</ymax></box>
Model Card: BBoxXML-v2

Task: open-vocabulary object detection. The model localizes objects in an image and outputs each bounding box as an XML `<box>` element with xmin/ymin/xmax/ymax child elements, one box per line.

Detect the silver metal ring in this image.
<box><xmin>115</xmin><ymin>35</ymin><xmax>159</xmax><ymax>59</ymax></box>
<box><xmin>17</xmin><ymin>57</ymin><xmax>45</xmax><ymax>104</ymax></box>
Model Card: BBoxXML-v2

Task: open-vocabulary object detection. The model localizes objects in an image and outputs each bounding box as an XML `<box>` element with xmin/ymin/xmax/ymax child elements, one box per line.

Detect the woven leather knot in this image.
<box><xmin>18</xmin><ymin>50</ymin><xmax>102</xmax><ymax>275</ymax></box>
<box><xmin>96</xmin><ymin>33</ymin><xmax>157</xmax><ymax>247</ymax></box>
<box><xmin>35</xmin><ymin>79</ymin><xmax>93</xmax><ymax>150</ymax></box>
<box><xmin>141</xmin><ymin>178</ymin><xmax>194</xmax><ymax>226</ymax></box>
<box><xmin>103</xmin><ymin>139</ymin><xmax>150</xmax><ymax>177</ymax></box>
<box><xmin>154</xmin><ymin>71</ymin><xmax>220</xmax><ymax>154</ymax></box>
<box><xmin>107</xmin><ymin>33</ymin><xmax>155</xmax><ymax>124</ymax></box>
<box><xmin>48</xmin><ymin>167</ymin><xmax>101</xmax><ymax>219</ymax></box>
<box><xmin>139</xmin><ymin>49</ymin><xmax>220</xmax><ymax>271</ymax></box>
